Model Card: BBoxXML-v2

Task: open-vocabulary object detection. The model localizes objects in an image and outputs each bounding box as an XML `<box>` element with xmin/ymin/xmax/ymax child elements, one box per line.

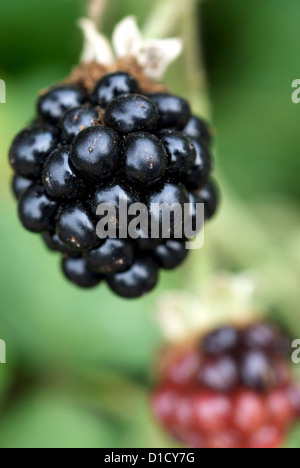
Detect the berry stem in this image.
<box><xmin>142</xmin><ymin>0</ymin><xmax>194</xmax><ymax>39</ymax></box>
<box><xmin>181</xmin><ymin>0</ymin><xmax>211</xmax><ymax>118</ymax></box>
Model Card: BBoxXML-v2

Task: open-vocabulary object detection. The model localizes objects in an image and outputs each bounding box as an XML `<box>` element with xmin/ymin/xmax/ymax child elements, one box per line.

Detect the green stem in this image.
<box><xmin>181</xmin><ymin>0</ymin><xmax>211</xmax><ymax>117</ymax></box>
<box><xmin>143</xmin><ymin>0</ymin><xmax>201</xmax><ymax>39</ymax></box>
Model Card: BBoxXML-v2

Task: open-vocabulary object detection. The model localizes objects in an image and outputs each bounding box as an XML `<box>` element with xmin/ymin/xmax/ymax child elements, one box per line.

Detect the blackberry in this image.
<box><xmin>60</xmin><ymin>106</ymin><xmax>99</xmax><ymax>143</ymax></box>
<box><xmin>105</xmin><ymin>94</ymin><xmax>158</xmax><ymax>134</ymax></box>
<box><xmin>202</xmin><ymin>326</ymin><xmax>240</xmax><ymax>355</ymax></box>
<box><xmin>123</xmin><ymin>132</ymin><xmax>168</xmax><ymax>186</ymax></box>
<box><xmin>9</xmin><ymin>125</ymin><xmax>57</xmax><ymax>179</ymax></box>
<box><xmin>187</xmin><ymin>192</ymin><xmax>203</xmax><ymax>235</ymax></box>
<box><xmin>9</xmin><ymin>70</ymin><xmax>219</xmax><ymax>298</ymax></box>
<box><xmin>18</xmin><ymin>184</ymin><xmax>57</xmax><ymax>232</ymax></box>
<box><xmin>37</xmin><ymin>85</ymin><xmax>87</xmax><ymax>124</ymax></box>
<box><xmin>12</xmin><ymin>175</ymin><xmax>33</xmax><ymax>200</ymax></box>
<box><xmin>91</xmin><ymin>182</ymin><xmax>136</xmax><ymax>235</ymax></box>
<box><xmin>43</xmin><ymin>231</ymin><xmax>80</xmax><ymax>255</ymax></box>
<box><xmin>183</xmin><ymin>139</ymin><xmax>212</xmax><ymax>191</ymax></box>
<box><xmin>85</xmin><ymin>239</ymin><xmax>134</xmax><ymax>274</ymax></box>
<box><xmin>196</xmin><ymin>180</ymin><xmax>219</xmax><ymax>220</ymax></box>
<box><xmin>62</xmin><ymin>256</ymin><xmax>102</xmax><ymax>289</ymax></box>
<box><xmin>152</xmin><ymin>322</ymin><xmax>300</xmax><ymax>448</ymax></box>
<box><xmin>107</xmin><ymin>257</ymin><xmax>159</xmax><ymax>299</ymax></box>
<box><xmin>199</xmin><ymin>355</ymin><xmax>239</xmax><ymax>393</ymax></box>
<box><xmin>56</xmin><ymin>203</ymin><xmax>97</xmax><ymax>251</ymax></box>
<box><xmin>148</xmin><ymin>183</ymin><xmax>189</xmax><ymax>238</ymax></box>
<box><xmin>240</xmin><ymin>351</ymin><xmax>276</xmax><ymax>391</ymax></box>
<box><xmin>148</xmin><ymin>93</ymin><xmax>191</xmax><ymax>130</ymax></box>
<box><xmin>42</xmin><ymin>146</ymin><xmax>84</xmax><ymax>199</ymax></box>
<box><xmin>184</xmin><ymin>116</ymin><xmax>212</xmax><ymax>147</ymax></box>
<box><xmin>92</xmin><ymin>72</ymin><xmax>140</xmax><ymax>109</ymax></box>
<box><xmin>70</xmin><ymin>126</ymin><xmax>119</xmax><ymax>179</ymax></box>
<box><xmin>135</xmin><ymin>233</ymin><xmax>159</xmax><ymax>252</ymax></box>
<box><xmin>154</xmin><ymin>240</ymin><xmax>188</xmax><ymax>270</ymax></box>
<box><xmin>157</xmin><ymin>130</ymin><xmax>196</xmax><ymax>175</ymax></box>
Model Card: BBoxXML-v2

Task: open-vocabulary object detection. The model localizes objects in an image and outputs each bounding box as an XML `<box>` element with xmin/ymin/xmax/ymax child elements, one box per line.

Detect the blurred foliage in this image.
<box><xmin>0</xmin><ymin>0</ymin><xmax>300</xmax><ymax>448</ymax></box>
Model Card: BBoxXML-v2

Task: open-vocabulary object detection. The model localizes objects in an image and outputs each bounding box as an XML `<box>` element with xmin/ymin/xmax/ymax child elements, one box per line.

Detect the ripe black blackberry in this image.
<box><xmin>9</xmin><ymin>69</ymin><xmax>219</xmax><ymax>299</ymax></box>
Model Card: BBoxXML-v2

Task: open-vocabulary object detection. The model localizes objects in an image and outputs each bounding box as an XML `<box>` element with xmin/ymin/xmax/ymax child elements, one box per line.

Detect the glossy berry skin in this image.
<box><xmin>136</xmin><ymin>235</ymin><xmax>159</xmax><ymax>252</ymax></box>
<box><xmin>12</xmin><ymin>175</ymin><xmax>33</xmax><ymax>200</ymax></box>
<box><xmin>233</xmin><ymin>391</ymin><xmax>267</xmax><ymax>435</ymax></box>
<box><xmin>202</xmin><ymin>326</ymin><xmax>240</xmax><ymax>355</ymax></box>
<box><xmin>152</xmin><ymin>322</ymin><xmax>300</xmax><ymax>449</ymax></box>
<box><xmin>123</xmin><ymin>132</ymin><xmax>168</xmax><ymax>186</ymax></box>
<box><xmin>107</xmin><ymin>257</ymin><xmax>159</xmax><ymax>299</ymax></box>
<box><xmin>37</xmin><ymin>85</ymin><xmax>87</xmax><ymax>124</ymax></box>
<box><xmin>91</xmin><ymin>183</ymin><xmax>136</xmax><ymax>236</ymax></box>
<box><xmin>148</xmin><ymin>183</ymin><xmax>189</xmax><ymax>238</ymax></box>
<box><xmin>42</xmin><ymin>146</ymin><xmax>83</xmax><ymax>199</ymax></box>
<box><xmin>184</xmin><ymin>116</ymin><xmax>212</xmax><ymax>147</ymax></box>
<box><xmin>185</xmin><ymin>192</ymin><xmax>204</xmax><ymax>237</ymax></box>
<box><xmin>149</xmin><ymin>93</ymin><xmax>191</xmax><ymax>130</ymax></box>
<box><xmin>183</xmin><ymin>139</ymin><xmax>212</xmax><ymax>190</ymax></box>
<box><xmin>56</xmin><ymin>203</ymin><xmax>97</xmax><ymax>251</ymax></box>
<box><xmin>105</xmin><ymin>94</ymin><xmax>158</xmax><ymax>134</ymax></box>
<box><xmin>193</xmin><ymin>391</ymin><xmax>232</xmax><ymax>433</ymax></box>
<box><xmin>241</xmin><ymin>323</ymin><xmax>281</xmax><ymax>353</ymax></box>
<box><xmin>85</xmin><ymin>238</ymin><xmax>134</xmax><ymax>274</ymax></box>
<box><xmin>18</xmin><ymin>184</ymin><xmax>57</xmax><ymax>232</ymax></box>
<box><xmin>157</xmin><ymin>130</ymin><xmax>196</xmax><ymax>175</ymax></box>
<box><xmin>199</xmin><ymin>356</ymin><xmax>239</xmax><ymax>393</ymax></box>
<box><xmin>196</xmin><ymin>180</ymin><xmax>219</xmax><ymax>220</ymax></box>
<box><xmin>62</xmin><ymin>256</ymin><xmax>102</xmax><ymax>289</ymax></box>
<box><xmin>267</xmin><ymin>389</ymin><xmax>294</xmax><ymax>426</ymax></box>
<box><xmin>154</xmin><ymin>240</ymin><xmax>188</xmax><ymax>270</ymax></box>
<box><xmin>71</xmin><ymin>126</ymin><xmax>119</xmax><ymax>179</ymax></box>
<box><xmin>9</xmin><ymin>125</ymin><xmax>57</xmax><ymax>179</ymax></box>
<box><xmin>43</xmin><ymin>231</ymin><xmax>79</xmax><ymax>255</ymax></box>
<box><xmin>92</xmin><ymin>72</ymin><xmax>140</xmax><ymax>109</ymax></box>
<box><xmin>240</xmin><ymin>351</ymin><xmax>276</xmax><ymax>392</ymax></box>
<box><xmin>91</xmin><ymin>183</ymin><xmax>136</xmax><ymax>214</ymax></box>
<box><xmin>60</xmin><ymin>106</ymin><xmax>99</xmax><ymax>143</ymax></box>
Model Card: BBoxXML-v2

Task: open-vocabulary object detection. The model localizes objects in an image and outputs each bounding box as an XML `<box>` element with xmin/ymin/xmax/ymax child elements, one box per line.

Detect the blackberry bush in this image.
<box><xmin>9</xmin><ymin>67</ymin><xmax>219</xmax><ymax>299</ymax></box>
<box><xmin>151</xmin><ymin>322</ymin><xmax>300</xmax><ymax>448</ymax></box>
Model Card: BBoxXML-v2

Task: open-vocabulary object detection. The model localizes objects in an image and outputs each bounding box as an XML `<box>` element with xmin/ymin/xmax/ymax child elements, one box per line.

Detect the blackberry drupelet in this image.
<box><xmin>60</xmin><ymin>106</ymin><xmax>99</xmax><ymax>143</ymax></box>
<box><xmin>9</xmin><ymin>70</ymin><xmax>219</xmax><ymax>298</ymax></box>
<box><xmin>42</xmin><ymin>146</ymin><xmax>84</xmax><ymax>199</ymax></box>
<box><xmin>92</xmin><ymin>72</ymin><xmax>140</xmax><ymax>109</ymax></box>
<box><xmin>152</xmin><ymin>322</ymin><xmax>300</xmax><ymax>448</ymax></box>
<box><xmin>12</xmin><ymin>175</ymin><xmax>33</xmax><ymax>200</ymax></box>
<box><xmin>123</xmin><ymin>132</ymin><xmax>168</xmax><ymax>186</ymax></box>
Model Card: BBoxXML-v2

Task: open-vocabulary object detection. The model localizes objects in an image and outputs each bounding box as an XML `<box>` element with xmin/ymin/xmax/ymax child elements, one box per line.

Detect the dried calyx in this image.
<box><xmin>67</xmin><ymin>16</ymin><xmax>182</xmax><ymax>92</ymax></box>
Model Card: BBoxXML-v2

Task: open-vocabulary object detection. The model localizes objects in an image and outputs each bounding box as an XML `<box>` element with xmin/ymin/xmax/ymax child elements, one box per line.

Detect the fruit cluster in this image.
<box><xmin>9</xmin><ymin>71</ymin><xmax>218</xmax><ymax>298</ymax></box>
<box><xmin>152</xmin><ymin>322</ymin><xmax>300</xmax><ymax>448</ymax></box>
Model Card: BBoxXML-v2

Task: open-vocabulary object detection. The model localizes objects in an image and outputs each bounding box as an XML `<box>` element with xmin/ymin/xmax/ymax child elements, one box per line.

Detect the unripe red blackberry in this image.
<box><xmin>151</xmin><ymin>322</ymin><xmax>300</xmax><ymax>448</ymax></box>
<box><xmin>9</xmin><ymin>64</ymin><xmax>219</xmax><ymax>298</ymax></box>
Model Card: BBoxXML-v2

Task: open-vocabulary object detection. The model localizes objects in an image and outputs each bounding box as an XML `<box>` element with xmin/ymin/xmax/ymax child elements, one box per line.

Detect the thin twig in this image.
<box><xmin>181</xmin><ymin>0</ymin><xmax>210</xmax><ymax>117</ymax></box>
<box><xmin>143</xmin><ymin>0</ymin><xmax>185</xmax><ymax>39</ymax></box>
<box><xmin>87</xmin><ymin>0</ymin><xmax>108</xmax><ymax>29</ymax></box>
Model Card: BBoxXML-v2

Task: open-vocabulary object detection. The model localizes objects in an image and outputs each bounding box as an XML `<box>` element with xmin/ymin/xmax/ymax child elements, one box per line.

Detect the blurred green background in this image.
<box><xmin>1</xmin><ymin>0</ymin><xmax>300</xmax><ymax>448</ymax></box>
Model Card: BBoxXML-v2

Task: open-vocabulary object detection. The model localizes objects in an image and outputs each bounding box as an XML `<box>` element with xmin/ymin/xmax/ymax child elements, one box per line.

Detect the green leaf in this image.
<box><xmin>0</xmin><ymin>390</ymin><xmax>115</xmax><ymax>448</ymax></box>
